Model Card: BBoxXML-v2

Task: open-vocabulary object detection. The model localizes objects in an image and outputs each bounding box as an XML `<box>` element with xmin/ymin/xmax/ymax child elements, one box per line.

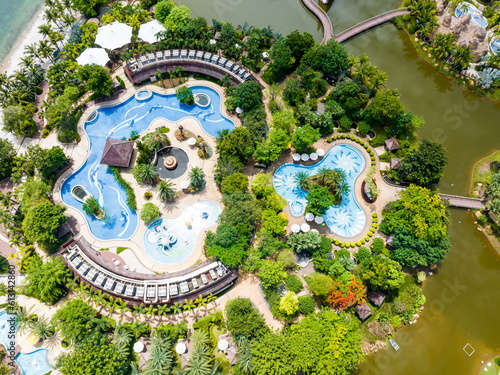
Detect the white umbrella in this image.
<box><xmin>301</xmin><ymin>223</ymin><xmax>310</xmax><ymax>232</ymax></box>
<box><xmin>314</xmin><ymin>216</ymin><xmax>324</xmax><ymax>224</ymax></box>
<box><xmin>311</xmin><ymin>229</ymin><xmax>319</xmax><ymax>234</ymax></box>
<box><xmin>209</xmin><ymin>39</ymin><xmax>216</xmax><ymax>45</ymax></box>
<box><xmin>95</xmin><ymin>21</ymin><xmax>133</xmax><ymax>50</ymax></box>
<box><xmin>310</xmin><ymin>152</ymin><xmax>318</xmax><ymax>161</ymax></box>
<box><xmin>292</xmin><ymin>153</ymin><xmax>301</xmax><ymax>161</ymax></box>
<box><xmin>305</xmin><ymin>212</ymin><xmax>315</xmax><ymax>222</ymax></box>
<box><xmin>180</xmin><ymin>180</ymin><xmax>190</xmax><ymax>189</ymax></box>
<box><xmin>133</xmin><ymin>341</ymin><xmax>145</xmax><ymax>353</ymax></box>
<box><xmin>138</xmin><ymin>20</ymin><xmax>166</xmax><ymax>44</ymax></box>
<box><xmin>291</xmin><ymin>224</ymin><xmax>300</xmax><ymax>233</ymax></box>
<box><xmin>218</xmin><ymin>339</ymin><xmax>229</xmax><ymax>351</ymax></box>
<box><xmin>76</xmin><ymin>48</ymin><xmax>109</xmax><ymax>67</ymax></box>
<box><xmin>175</xmin><ymin>343</ymin><xmax>187</xmax><ymax>354</ymax></box>
<box><xmin>235</xmin><ymin>107</ymin><xmax>243</xmax><ymax>114</ymax></box>
<box><xmin>317</xmin><ymin>149</ymin><xmax>325</xmax><ymax>157</ymax></box>
<box><xmin>301</xmin><ymin>153</ymin><xmax>309</xmax><ymax>161</ymax></box>
<box><xmin>262</xmin><ymin>52</ymin><xmax>269</xmax><ymax>59</ymax></box>
<box><xmin>187</xmin><ymin>138</ymin><xmax>196</xmax><ymax>146</ymax></box>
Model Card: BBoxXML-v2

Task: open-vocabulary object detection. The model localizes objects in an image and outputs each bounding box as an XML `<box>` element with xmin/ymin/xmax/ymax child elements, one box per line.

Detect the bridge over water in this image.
<box><xmin>440</xmin><ymin>194</ymin><xmax>485</xmax><ymax>210</ymax></box>
<box><xmin>299</xmin><ymin>0</ymin><xmax>410</xmax><ymax>44</ymax></box>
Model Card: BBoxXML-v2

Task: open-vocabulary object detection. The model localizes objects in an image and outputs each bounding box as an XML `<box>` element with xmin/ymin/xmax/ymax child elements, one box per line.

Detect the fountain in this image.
<box><xmin>163</xmin><ymin>155</ymin><xmax>178</xmax><ymax>170</ymax></box>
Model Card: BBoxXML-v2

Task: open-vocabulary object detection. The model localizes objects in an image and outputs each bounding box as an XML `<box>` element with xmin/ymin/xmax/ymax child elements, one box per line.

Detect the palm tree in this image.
<box><xmin>293</xmin><ymin>171</ymin><xmax>311</xmax><ymax>191</ymax></box>
<box><xmin>172</xmin><ymin>302</ymin><xmax>183</xmax><ymax>315</ymax></box>
<box><xmin>132</xmin><ymin>303</ymin><xmax>146</xmax><ymax>317</ymax></box>
<box><xmin>158</xmin><ymin>179</ymin><xmax>176</xmax><ymax>201</ymax></box>
<box><xmin>337</xmin><ymin>180</ymin><xmax>351</xmax><ymax>197</ymax></box>
<box><xmin>156</xmin><ymin>69</ymin><xmax>163</xmax><ymax>87</ymax></box>
<box><xmin>134</xmin><ymin>163</ymin><xmax>159</xmax><ymax>184</ymax></box>
<box><xmin>32</xmin><ymin>316</ymin><xmax>54</xmax><ymax>341</ymax></box>
<box><xmin>16</xmin><ymin>306</ymin><xmax>37</xmax><ymax>334</ymax></box>
<box><xmin>106</xmin><ymin>297</ymin><xmax>120</xmax><ymax>314</ymax></box>
<box><xmin>220</xmin><ymin>74</ymin><xmax>231</xmax><ymax>88</ymax></box>
<box><xmin>92</xmin><ymin>290</ymin><xmax>107</xmax><ymax>307</ymax></box>
<box><xmin>113</xmin><ymin>326</ymin><xmax>132</xmax><ymax>349</ymax></box>
<box><xmin>183</xmin><ymin>299</ymin><xmax>195</xmax><ymax>313</ymax></box>
<box><xmin>452</xmin><ymin>45</ymin><xmax>473</xmax><ymax>71</ymax></box>
<box><xmin>145</xmin><ymin>304</ymin><xmax>157</xmax><ymax>318</ymax></box>
<box><xmin>433</xmin><ymin>33</ymin><xmax>456</xmax><ymax>62</ymax></box>
<box><xmin>156</xmin><ymin>304</ymin><xmax>170</xmax><ymax>318</ymax></box>
<box><xmin>188</xmin><ymin>167</ymin><xmax>206</xmax><ymax>190</ymax></box>
<box><xmin>89</xmin><ymin>315</ymin><xmax>110</xmax><ymax>333</ymax></box>
<box><xmin>116</xmin><ymin>298</ymin><xmax>129</xmax><ymax>315</ymax></box>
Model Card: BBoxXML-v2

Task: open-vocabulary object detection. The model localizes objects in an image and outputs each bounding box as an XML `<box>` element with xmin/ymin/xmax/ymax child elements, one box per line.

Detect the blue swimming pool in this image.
<box><xmin>491</xmin><ymin>37</ymin><xmax>500</xmax><ymax>55</ymax></box>
<box><xmin>273</xmin><ymin>144</ymin><xmax>367</xmax><ymax>238</ymax></box>
<box><xmin>455</xmin><ymin>2</ymin><xmax>488</xmax><ymax>28</ymax></box>
<box><xmin>142</xmin><ymin>201</ymin><xmax>221</xmax><ymax>265</ymax></box>
<box><xmin>61</xmin><ymin>86</ymin><xmax>234</xmax><ymax>241</ymax></box>
<box><xmin>0</xmin><ymin>312</ymin><xmax>52</xmax><ymax>375</ymax></box>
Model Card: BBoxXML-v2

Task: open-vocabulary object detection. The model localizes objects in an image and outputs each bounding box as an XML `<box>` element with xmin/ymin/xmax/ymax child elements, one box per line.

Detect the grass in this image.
<box><xmin>99</xmin><ymin>248</ymin><xmax>109</xmax><ymax>251</ymax></box>
<box><xmin>471</xmin><ymin>150</ymin><xmax>500</xmax><ymax>189</ymax></box>
<box><xmin>479</xmin><ymin>359</ymin><xmax>500</xmax><ymax>375</ymax></box>
<box><xmin>117</xmin><ymin>247</ymin><xmax>128</xmax><ymax>254</ymax></box>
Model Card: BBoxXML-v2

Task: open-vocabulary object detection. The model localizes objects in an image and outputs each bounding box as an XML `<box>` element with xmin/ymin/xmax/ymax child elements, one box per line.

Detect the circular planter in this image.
<box><xmin>61</xmin><ymin>338</ymin><xmax>73</xmax><ymax>350</ymax></box>
<box><xmin>361</xmin><ymin>180</ymin><xmax>377</xmax><ymax>203</ymax></box>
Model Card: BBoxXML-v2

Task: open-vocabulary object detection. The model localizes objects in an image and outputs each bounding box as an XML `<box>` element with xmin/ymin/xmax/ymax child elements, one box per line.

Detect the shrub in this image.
<box><xmin>360</xmin><ymin>238</ymin><xmax>366</xmax><ymax>244</ymax></box>
<box><xmin>41</xmin><ymin>129</ymin><xmax>49</xmax><ymax>138</ymax></box>
<box><xmin>350</xmin><ymin>242</ymin><xmax>355</xmax><ymax>247</ymax></box>
<box><xmin>144</xmin><ymin>192</ymin><xmax>152</xmax><ymax>200</ymax></box>
<box><xmin>334</xmin><ymin>239</ymin><xmax>340</xmax><ymax>245</ymax></box>
<box><xmin>372</xmin><ymin>212</ymin><xmax>378</xmax><ymax>218</ymax></box>
<box><xmin>298</xmin><ymin>295</ymin><xmax>316</xmax><ymax>315</ymax></box>
<box><xmin>327</xmin><ymin>137</ymin><xmax>332</xmax><ymax>143</ymax></box>
<box><xmin>339</xmin><ymin>116</ymin><xmax>352</xmax><ymax>132</ymax></box>
<box><xmin>371</xmin><ymin>237</ymin><xmax>385</xmax><ymax>254</ymax></box>
<box><xmin>364</xmin><ymin>236</ymin><xmax>370</xmax><ymax>242</ymax></box>
<box><xmin>284</xmin><ymin>274</ymin><xmax>303</xmax><ymax>293</ymax></box>
<box><xmin>368</xmin><ymin>231</ymin><xmax>373</xmax><ymax>237</ymax></box>
<box><xmin>356</xmin><ymin>241</ymin><xmax>361</xmax><ymax>246</ymax></box>
<box><xmin>140</xmin><ymin>203</ymin><xmax>160</xmax><ymax>223</ymax></box>
<box><xmin>373</xmin><ymin>218</ymin><xmax>378</xmax><ymax>223</ymax></box>
<box><xmin>176</xmin><ymin>86</ymin><xmax>194</xmax><ymax>105</ymax></box>
<box><xmin>110</xmin><ymin>167</ymin><xmax>136</xmax><ymax>210</ymax></box>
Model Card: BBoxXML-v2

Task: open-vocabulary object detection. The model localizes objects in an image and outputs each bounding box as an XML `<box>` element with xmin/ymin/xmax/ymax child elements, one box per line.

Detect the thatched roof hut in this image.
<box><xmin>100</xmin><ymin>139</ymin><xmax>134</xmax><ymax>167</ymax></box>
<box><xmin>385</xmin><ymin>138</ymin><xmax>400</xmax><ymax>151</ymax></box>
<box><xmin>355</xmin><ymin>302</ymin><xmax>373</xmax><ymax>320</ymax></box>
<box><xmin>368</xmin><ymin>290</ymin><xmax>386</xmax><ymax>307</ymax></box>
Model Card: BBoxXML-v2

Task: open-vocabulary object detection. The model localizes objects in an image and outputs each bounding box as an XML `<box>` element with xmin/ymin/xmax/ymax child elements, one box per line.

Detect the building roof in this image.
<box><xmin>355</xmin><ymin>302</ymin><xmax>373</xmax><ymax>320</ymax></box>
<box><xmin>368</xmin><ymin>290</ymin><xmax>386</xmax><ymax>306</ymax></box>
<box><xmin>385</xmin><ymin>138</ymin><xmax>400</xmax><ymax>151</ymax></box>
<box><xmin>390</xmin><ymin>157</ymin><xmax>402</xmax><ymax>170</ymax></box>
<box><xmin>100</xmin><ymin>139</ymin><xmax>135</xmax><ymax>167</ymax></box>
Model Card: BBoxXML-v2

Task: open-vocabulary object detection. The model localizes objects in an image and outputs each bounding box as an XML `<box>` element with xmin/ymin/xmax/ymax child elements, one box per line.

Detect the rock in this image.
<box><xmin>415</xmin><ymin>37</ymin><xmax>419</xmax><ymax>42</ymax></box>
<box><xmin>472</xmin><ymin>25</ymin><xmax>486</xmax><ymax>41</ymax></box>
<box><xmin>423</xmin><ymin>47</ymin><xmax>427</xmax><ymax>51</ymax></box>
<box><xmin>413</xmin><ymin>313</ymin><xmax>420</xmax><ymax>320</ymax></box>
<box><xmin>460</xmin><ymin>13</ymin><xmax>471</xmax><ymax>26</ymax></box>
<box><xmin>437</xmin><ymin>3</ymin><xmax>445</xmax><ymax>16</ymax></box>
<box><xmin>442</xmin><ymin>13</ymin><xmax>452</xmax><ymax>27</ymax></box>
<box><xmin>430</xmin><ymin>264</ymin><xmax>437</xmax><ymax>270</ymax></box>
<box><xmin>419</xmin><ymin>306</ymin><xmax>425</xmax><ymax>311</ymax></box>
<box><xmin>475</xmin><ymin>210</ymin><xmax>482</xmax><ymax>217</ymax></box>
<box><xmin>478</xmin><ymin>183</ymin><xmax>483</xmax><ymax>187</ymax></box>
<box><xmin>469</xmin><ymin>37</ymin><xmax>479</xmax><ymax>48</ymax></box>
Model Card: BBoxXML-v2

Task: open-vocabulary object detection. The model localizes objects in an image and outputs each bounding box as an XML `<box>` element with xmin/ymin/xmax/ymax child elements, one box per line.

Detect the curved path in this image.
<box><xmin>300</xmin><ymin>0</ymin><xmax>333</xmax><ymax>44</ymax></box>
<box><xmin>299</xmin><ymin>0</ymin><xmax>409</xmax><ymax>44</ymax></box>
<box><xmin>335</xmin><ymin>9</ymin><xmax>410</xmax><ymax>43</ymax></box>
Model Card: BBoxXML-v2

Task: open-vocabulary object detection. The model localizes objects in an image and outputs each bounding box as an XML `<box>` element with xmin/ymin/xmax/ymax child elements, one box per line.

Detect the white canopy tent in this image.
<box><xmin>301</xmin><ymin>153</ymin><xmax>310</xmax><ymax>162</ymax></box>
<box><xmin>138</xmin><ymin>20</ymin><xmax>167</xmax><ymax>44</ymax></box>
<box><xmin>133</xmin><ymin>342</ymin><xmax>145</xmax><ymax>353</ymax></box>
<box><xmin>310</xmin><ymin>153</ymin><xmax>318</xmax><ymax>161</ymax></box>
<box><xmin>95</xmin><ymin>21</ymin><xmax>133</xmax><ymax>50</ymax></box>
<box><xmin>76</xmin><ymin>48</ymin><xmax>109</xmax><ymax>67</ymax></box>
<box><xmin>316</xmin><ymin>149</ymin><xmax>325</xmax><ymax>157</ymax></box>
<box><xmin>292</xmin><ymin>153</ymin><xmax>301</xmax><ymax>162</ymax></box>
<box><xmin>175</xmin><ymin>343</ymin><xmax>187</xmax><ymax>354</ymax></box>
<box><xmin>218</xmin><ymin>339</ymin><xmax>229</xmax><ymax>351</ymax></box>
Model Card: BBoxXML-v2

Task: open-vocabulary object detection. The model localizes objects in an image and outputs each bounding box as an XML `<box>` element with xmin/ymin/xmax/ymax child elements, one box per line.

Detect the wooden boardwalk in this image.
<box><xmin>440</xmin><ymin>194</ymin><xmax>485</xmax><ymax>210</ymax></box>
<box><xmin>300</xmin><ymin>0</ymin><xmax>334</xmax><ymax>44</ymax></box>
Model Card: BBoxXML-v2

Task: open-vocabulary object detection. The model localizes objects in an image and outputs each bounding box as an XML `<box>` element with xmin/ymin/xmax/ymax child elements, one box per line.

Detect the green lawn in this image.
<box><xmin>479</xmin><ymin>359</ymin><xmax>499</xmax><ymax>375</ymax></box>
<box><xmin>471</xmin><ymin>150</ymin><xmax>500</xmax><ymax>188</ymax></box>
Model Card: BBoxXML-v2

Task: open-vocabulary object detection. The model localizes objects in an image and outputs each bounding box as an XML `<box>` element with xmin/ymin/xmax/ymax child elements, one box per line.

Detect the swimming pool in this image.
<box><xmin>0</xmin><ymin>312</ymin><xmax>52</xmax><ymax>375</ymax></box>
<box><xmin>142</xmin><ymin>201</ymin><xmax>221</xmax><ymax>265</ymax></box>
<box><xmin>61</xmin><ymin>86</ymin><xmax>233</xmax><ymax>241</ymax></box>
<box><xmin>273</xmin><ymin>144</ymin><xmax>367</xmax><ymax>238</ymax></box>
<box><xmin>490</xmin><ymin>37</ymin><xmax>500</xmax><ymax>55</ymax></box>
<box><xmin>455</xmin><ymin>2</ymin><xmax>488</xmax><ymax>28</ymax></box>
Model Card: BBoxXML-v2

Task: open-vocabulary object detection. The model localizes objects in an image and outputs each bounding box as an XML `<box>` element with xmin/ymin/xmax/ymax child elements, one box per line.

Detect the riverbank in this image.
<box><xmin>0</xmin><ymin>2</ymin><xmax>46</xmax><ymax>75</ymax></box>
<box><xmin>469</xmin><ymin>150</ymin><xmax>500</xmax><ymax>254</ymax></box>
<box><xmin>479</xmin><ymin>355</ymin><xmax>500</xmax><ymax>375</ymax></box>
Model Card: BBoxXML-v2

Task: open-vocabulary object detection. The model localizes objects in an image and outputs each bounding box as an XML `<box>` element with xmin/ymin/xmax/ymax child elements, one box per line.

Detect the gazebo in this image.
<box><xmin>385</xmin><ymin>138</ymin><xmax>400</xmax><ymax>152</ymax></box>
<box><xmin>100</xmin><ymin>139</ymin><xmax>135</xmax><ymax>168</ymax></box>
<box><xmin>355</xmin><ymin>302</ymin><xmax>373</xmax><ymax>320</ymax></box>
<box><xmin>390</xmin><ymin>158</ymin><xmax>402</xmax><ymax>170</ymax></box>
<box><xmin>368</xmin><ymin>290</ymin><xmax>386</xmax><ymax>307</ymax></box>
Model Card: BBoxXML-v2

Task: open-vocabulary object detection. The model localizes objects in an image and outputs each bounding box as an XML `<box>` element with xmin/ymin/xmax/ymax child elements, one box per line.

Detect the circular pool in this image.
<box><xmin>195</xmin><ymin>93</ymin><xmax>210</xmax><ymax>107</ymax></box>
<box><xmin>155</xmin><ymin>147</ymin><xmax>189</xmax><ymax>179</ymax></box>
<box><xmin>136</xmin><ymin>90</ymin><xmax>152</xmax><ymax>100</ymax></box>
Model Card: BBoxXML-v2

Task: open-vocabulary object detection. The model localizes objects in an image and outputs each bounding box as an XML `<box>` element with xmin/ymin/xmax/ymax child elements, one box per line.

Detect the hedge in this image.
<box><xmin>372</xmin><ymin>213</ymin><xmax>378</xmax><ymax>218</ymax></box>
<box><xmin>110</xmin><ymin>166</ymin><xmax>137</xmax><ymax>210</ymax></box>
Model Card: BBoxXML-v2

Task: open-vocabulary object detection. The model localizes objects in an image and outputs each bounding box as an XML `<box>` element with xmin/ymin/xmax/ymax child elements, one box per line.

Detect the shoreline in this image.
<box><xmin>0</xmin><ymin>3</ymin><xmax>46</xmax><ymax>75</ymax></box>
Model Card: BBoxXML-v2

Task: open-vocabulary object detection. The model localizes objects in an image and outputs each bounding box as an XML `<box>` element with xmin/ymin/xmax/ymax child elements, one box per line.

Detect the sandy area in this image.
<box><xmin>0</xmin><ymin>5</ymin><xmax>47</xmax><ymax>75</ymax></box>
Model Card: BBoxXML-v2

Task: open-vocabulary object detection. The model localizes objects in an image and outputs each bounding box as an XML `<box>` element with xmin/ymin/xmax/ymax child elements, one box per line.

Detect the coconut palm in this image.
<box><xmin>116</xmin><ymin>298</ymin><xmax>129</xmax><ymax>315</ymax></box>
<box><xmin>188</xmin><ymin>167</ymin><xmax>206</xmax><ymax>190</ymax></box>
<box><xmin>113</xmin><ymin>326</ymin><xmax>132</xmax><ymax>350</ymax></box>
<box><xmin>32</xmin><ymin>316</ymin><xmax>54</xmax><ymax>341</ymax></box>
<box><xmin>433</xmin><ymin>33</ymin><xmax>456</xmax><ymax>62</ymax></box>
<box><xmin>452</xmin><ymin>45</ymin><xmax>473</xmax><ymax>71</ymax></box>
<box><xmin>145</xmin><ymin>304</ymin><xmax>157</xmax><ymax>318</ymax></box>
<box><xmin>132</xmin><ymin>303</ymin><xmax>146</xmax><ymax>317</ymax></box>
<box><xmin>186</xmin><ymin>350</ymin><xmax>211</xmax><ymax>375</ymax></box>
<box><xmin>337</xmin><ymin>180</ymin><xmax>351</xmax><ymax>197</ymax></box>
<box><xmin>220</xmin><ymin>74</ymin><xmax>231</xmax><ymax>88</ymax></box>
<box><xmin>183</xmin><ymin>299</ymin><xmax>196</xmax><ymax>313</ymax></box>
<box><xmin>156</xmin><ymin>69</ymin><xmax>163</xmax><ymax>87</ymax></box>
<box><xmin>293</xmin><ymin>171</ymin><xmax>311</xmax><ymax>191</ymax></box>
<box><xmin>133</xmin><ymin>163</ymin><xmax>159</xmax><ymax>185</ymax></box>
<box><xmin>156</xmin><ymin>304</ymin><xmax>170</xmax><ymax>318</ymax></box>
<box><xmin>16</xmin><ymin>306</ymin><xmax>37</xmax><ymax>334</ymax></box>
<box><xmin>158</xmin><ymin>179</ymin><xmax>176</xmax><ymax>201</ymax></box>
<box><xmin>89</xmin><ymin>315</ymin><xmax>111</xmax><ymax>334</ymax></box>
<box><xmin>172</xmin><ymin>302</ymin><xmax>183</xmax><ymax>315</ymax></box>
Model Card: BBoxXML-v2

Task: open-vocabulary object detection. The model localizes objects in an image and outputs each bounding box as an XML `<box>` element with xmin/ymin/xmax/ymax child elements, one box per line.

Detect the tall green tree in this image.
<box><xmin>0</xmin><ymin>138</ymin><xmax>16</xmax><ymax>179</ymax></box>
<box><xmin>77</xmin><ymin>64</ymin><xmax>113</xmax><ymax>97</ymax></box>
<box><xmin>22</xmin><ymin>200</ymin><xmax>67</xmax><ymax>246</ymax></box>
<box><xmin>358</xmin><ymin>254</ymin><xmax>405</xmax><ymax>290</ymax></box>
<box><xmin>23</xmin><ymin>257</ymin><xmax>69</xmax><ymax>303</ymax></box>
<box><xmin>400</xmin><ymin>139</ymin><xmax>448</xmax><ymax>186</ymax></box>
<box><xmin>51</xmin><ymin>299</ymin><xmax>96</xmax><ymax>342</ymax></box>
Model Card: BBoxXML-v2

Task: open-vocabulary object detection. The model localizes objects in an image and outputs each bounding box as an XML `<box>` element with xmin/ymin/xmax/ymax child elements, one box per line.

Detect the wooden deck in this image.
<box><xmin>335</xmin><ymin>9</ymin><xmax>410</xmax><ymax>43</ymax></box>
<box><xmin>299</xmin><ymin>0</ymin><xmax>334</xmax><ymax>44</ymax></box>
<box><xmin>440</xmin><ymin>194</ymin><xmax>485</xmax><ymax>210</ymax></box>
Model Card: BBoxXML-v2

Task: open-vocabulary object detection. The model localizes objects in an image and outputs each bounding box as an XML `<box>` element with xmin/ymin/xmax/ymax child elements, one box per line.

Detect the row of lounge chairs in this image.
<box><xmin>64</xmin><ymin>244</ymin><xmax>228</xmax><ymax>303</ymax></box>
<box><xmin>127</xmin><ymin>49</ymin><xmax>252</xmax><ymax>82</ymax></box>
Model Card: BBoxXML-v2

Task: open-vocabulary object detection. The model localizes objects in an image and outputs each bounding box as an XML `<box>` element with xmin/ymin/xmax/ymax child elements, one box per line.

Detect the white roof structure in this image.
<box><xmin>133</xmin><ymin>341</ymin><xmax>145</xmax><ymax>353</ymax></box>
<box><xmin>305</xmin><ymin>212</ymin><xmax>315</xmax><ymax>222</ymax></box>
<box><xmin>314</xmin><ymin>216</ymin><xmax>324</xmax><ymax>224</ymax></box>
<box><xmin>175</xmin><ymin>343</ymin><xmax>187</xmax><ymax>354</ymax></box>
<box><xmin>218</xmin><ymin>339</ymin><xmax>229</xmax><ymax>351</ymax></box>
<box><xmin>291</xmin><ymin>224</ymin><xmax>300</xmax><ymax>233</ymax></box>
<box><xmin>76</xmin><ymin>48</ymin><xmax>109</xmax><ymax>67</ymax></box>
<box><xmin>301</xmin><ymin>223</ymin><xmax>310</xmax><ymax>232</ymax></box>
<box><xmin>138</xmin><ymin>20</ymin><xmax>166</xmax><ymax>44</ymax></box>
<box><xmin>95</xmin><ymin>22</ymin><xmax>133</xmax><ymax>50</ymax></box>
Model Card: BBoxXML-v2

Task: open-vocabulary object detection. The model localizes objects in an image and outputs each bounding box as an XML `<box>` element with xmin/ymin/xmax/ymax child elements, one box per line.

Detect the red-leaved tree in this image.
<box><xmin>327</xmin><ymin>277</ymin><xmax>366</xmax><ymax>310</ymax></box>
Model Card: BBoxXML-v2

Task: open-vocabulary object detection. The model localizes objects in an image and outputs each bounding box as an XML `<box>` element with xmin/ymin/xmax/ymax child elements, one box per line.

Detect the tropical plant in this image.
<box><xmin>293</xmin><ymin>171</ymin><xmax>311</xmax><ymax>191</ymax></box>
<box><xmin>132</xmin><ymin>163</ymin><xmax>159</xmax><ymax>184</ymax></box>
<box><xmin>32</xmin><ymin>316</ymin><xmax>55</xmax><ymax>341</ymax></box>
<box><xmin>189</xmin><ymin>166</ymin><xmax>206</xmax><ymax>190</ymax></box>
<box><xmin>158</xmin><ymin>179</ymin><xmax>176</xmax><ymax>201</ymax></box>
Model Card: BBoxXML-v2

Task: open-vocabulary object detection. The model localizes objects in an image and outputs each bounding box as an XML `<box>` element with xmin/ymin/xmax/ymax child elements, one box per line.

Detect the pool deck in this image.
<box><xmin>51</xmin><ymin>80</ymin><xmax>241</xmax><ymax>274</ymax></box>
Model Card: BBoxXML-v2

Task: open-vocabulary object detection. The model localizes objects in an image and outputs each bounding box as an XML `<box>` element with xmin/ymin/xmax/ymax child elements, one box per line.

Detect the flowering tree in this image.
<box><xmin>327</xmin><ymin>277</ymin><xmax>366</xmax><ymax>311</ymax></box>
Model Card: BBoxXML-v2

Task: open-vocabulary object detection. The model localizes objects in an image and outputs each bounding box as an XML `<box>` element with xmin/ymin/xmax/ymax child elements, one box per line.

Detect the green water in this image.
<box><xmin>0</xmin><ymin>0</ymin><xmax>44</xmax><ymax>67</ymax></box>
<box><xmin>179</xmin><ymin>0</ymin><xmax>500</xmax><ymax>373</ymax></box>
